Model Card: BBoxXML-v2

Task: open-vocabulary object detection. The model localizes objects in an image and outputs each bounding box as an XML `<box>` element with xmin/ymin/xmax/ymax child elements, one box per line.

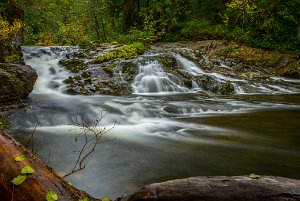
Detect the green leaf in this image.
<box><xmin>21</xmin><ymin>165</ymin><xmax>34</xmax><ymax>174</ymax></box>
<box><xmin>250</xmin><ymin>173</ymin><xmax>260</xmax><ymax>179</ymax></box>
<box><xmin>11</xmin><ymin>175</ymin><xmax>27</xmax><ymax>185</ymax></box>
<box><xmin>67</xmin><ymin>182</ymin><xmax>73</xmax><ymax>186</ymax></box>
<box><xmin>46</xmin><ymin>191</ymin><xmax>59</xmax><ymax>201</ymax></box>
<box><xmin>79</xmin><ymin>197</ymin><xmax>90</xmax><ymax>201</ymax></box>
<box><xmin>15</xmin><ymin>154</ymin><xmax>26</xmax><ymax>162</ymax></box>
<box><xmin>102</xmin><ymin>198</ymin><xmax>110</xmax><ymax>201</ymax></box>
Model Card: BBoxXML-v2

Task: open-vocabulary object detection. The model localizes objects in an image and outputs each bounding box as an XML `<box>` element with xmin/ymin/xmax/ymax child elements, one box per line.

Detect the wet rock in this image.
<box><xmin>194</xmin><ymin>75</ymin><xmax>234</xmax><ymax>95</ymax></box>
<box><xmin>59</xmin><ymin>59</ymin><xmax>87</xmax><ymax>73</ymax></box>
<box><xmin>118</xmin><ymin>176</ymin><xmax>300</xmax><ymax>201</ymax></box>
<box><xmin>155</xmin><ymin>55</ymin><xmax>178</xmax><ymax>71</ymax></box>
<box><xmin>64</xmin><ymin>72</ymin><xmax>133</xmax><ymax>96</ymax></box>
<box><xmin>277</xmin><ymin>60</ymin><xmax>300</xmax><ymax>79</ymax></box>
<box><xmin>103</xmin><ymin>65</ymin><xmax>116</xmax><ymax>77</ymax></box>
<box><xmin>240</xmin><ymin>71</ymin><xmax>270</xmax><ymax>80</ymax></box>
<box><xmin>81</xmin><ymin>71</ymin><xmax>91</xmax><ymax>79</ymax></box>
<box><xmin>163</xmin><ymin>106</ymin><xmax>184</xmax><ymax>114</ymax></box>
<box><xmin>0</xmin><ymin>63</ymin><xmax>37</xmax><ymax>104</ymax></box>
<box><xmin>49</xmin><ymin>66</ymin><xmax>56</xmax><ymax>75</ymax></box>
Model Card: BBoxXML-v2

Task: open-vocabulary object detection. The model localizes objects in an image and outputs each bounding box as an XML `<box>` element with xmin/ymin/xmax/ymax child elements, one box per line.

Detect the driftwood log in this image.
<box><xmin>0</xmin><ymin>133</ymin><xmax>99</xmax><ymax>201</ymax></box>
<box><xmin>118</xmin><ymin>176</ymin><xmax>300</xmax><ymax>201</ymax></box>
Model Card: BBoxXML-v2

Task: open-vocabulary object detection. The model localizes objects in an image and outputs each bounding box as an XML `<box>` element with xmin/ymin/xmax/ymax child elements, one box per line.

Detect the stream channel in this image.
<box><xmin>10</xmin><ymin>46</ymin><xmax>300</xmax><ymax>199</ymax></box>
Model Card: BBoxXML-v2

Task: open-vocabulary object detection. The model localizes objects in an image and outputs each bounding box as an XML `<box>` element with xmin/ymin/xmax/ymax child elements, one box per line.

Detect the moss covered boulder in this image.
<box><xmin>0</xmin><ymin>63</ymin><xmax>37</xmax><ymax>104</ymax></box>
<box><xmin>59</xmin><ymin>59</ymin><xmax>87</xmax><ymax>73</ymax></box>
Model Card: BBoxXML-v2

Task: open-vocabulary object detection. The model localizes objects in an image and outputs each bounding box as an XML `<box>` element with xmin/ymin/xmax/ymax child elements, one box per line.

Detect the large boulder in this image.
<box><xmin>0</xmin><ymin>63</ymin><xmax>37</xmax><ymax>104</ymax></box>
<box><xmin>118</xmin><ymin>176</ymin><xmax>300</xmax><ymax>201</ymax></box>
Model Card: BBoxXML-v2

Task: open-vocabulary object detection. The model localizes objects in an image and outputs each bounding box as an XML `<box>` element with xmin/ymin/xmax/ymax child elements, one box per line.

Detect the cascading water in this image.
<box><xmin>9</xmin><ymin>46</ymin><xmax>300</xmax><ymax>199</ymax></box>
<box><xmin>176</xmin><ymin>54</ymin><xmax>205</xmax><ymax>75</ymax></box>
<box><xmin>132</xmin><ymin>58</ymin><xmax>188</xmax><ymax>93</ymax></box>
<box><xmin>22</xmin><ymin>46</ymin><xmax>75</xmax><ymax>94</ymax></box>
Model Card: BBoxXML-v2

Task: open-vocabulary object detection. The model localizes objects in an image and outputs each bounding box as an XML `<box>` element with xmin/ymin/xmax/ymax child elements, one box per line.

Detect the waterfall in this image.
<box><xmin>175</xmin><ymin>54</ymin><xmax>205</xmax><ymax>75</ymax></box>
<box><xmin>132</xmin><ymin>59</ymin><xmax>188</xmax><ymax>93</ymax></box>
<box><xmin>22</xmin><ymin>46</ymin><xmax>74</xmax><ymax>95</ymax></box>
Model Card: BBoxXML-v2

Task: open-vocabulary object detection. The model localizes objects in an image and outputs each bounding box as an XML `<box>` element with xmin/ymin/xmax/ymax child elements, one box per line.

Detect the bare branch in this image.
<box><xmin>62</xmin><ymin>112</ymin><xmax>115</xmax><ymax>179</ymax></box>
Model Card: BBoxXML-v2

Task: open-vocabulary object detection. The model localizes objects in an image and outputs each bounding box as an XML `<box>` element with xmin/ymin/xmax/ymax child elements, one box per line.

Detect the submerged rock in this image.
<box><xmin>0</xmin><ymin>63</ymin><xmax>37</xmax><ymax>104</ymax></box>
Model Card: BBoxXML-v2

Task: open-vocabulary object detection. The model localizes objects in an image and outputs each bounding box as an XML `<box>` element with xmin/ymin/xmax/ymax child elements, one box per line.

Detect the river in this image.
<box><xmin>10</xmin><ymin>46</ymin><xmax>300</xmax><ymax>199</ymax></box>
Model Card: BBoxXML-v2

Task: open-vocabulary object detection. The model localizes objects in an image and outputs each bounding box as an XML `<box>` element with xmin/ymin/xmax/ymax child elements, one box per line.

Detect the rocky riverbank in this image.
<box><xmin>154</xmin><ymin>40</ymin><xmax>300</xmax><ymax>79</ymax></box>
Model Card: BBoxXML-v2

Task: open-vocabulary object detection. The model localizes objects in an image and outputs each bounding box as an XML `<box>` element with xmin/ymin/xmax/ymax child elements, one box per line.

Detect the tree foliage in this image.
<box><xmin>2</xmin><ymin>0</ymin><xmax>299</xmax><ymax>52</ymax></box>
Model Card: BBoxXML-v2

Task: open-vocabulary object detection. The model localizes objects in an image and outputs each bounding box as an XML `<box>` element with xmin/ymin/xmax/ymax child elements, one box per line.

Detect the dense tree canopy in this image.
<box><xmin>0</xmin><ymin>0</ymin><xmax>299</xmax><ymax>52</ymax></box>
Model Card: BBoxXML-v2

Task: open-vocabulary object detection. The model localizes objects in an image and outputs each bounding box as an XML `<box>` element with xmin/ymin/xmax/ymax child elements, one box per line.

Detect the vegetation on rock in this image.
<box><xmin>91</xmin><ymin>42</ymin><xmax>145</xmax><ymax>64</ymax></box>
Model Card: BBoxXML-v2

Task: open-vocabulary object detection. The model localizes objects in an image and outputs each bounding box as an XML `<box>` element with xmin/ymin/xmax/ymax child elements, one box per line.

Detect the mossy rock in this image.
<box><xmin>120</xmin><ymin>61</ymin><xmax>138</xmax><ymax>81</ymax></box>
<box><xmin>59</xmin><ymin>59</ymin><xmax>87</xmax><ymax>73</ymax></box>
<box><xmin>103</xmin><ymin>65</ymin><xmax>115</xmax><ymax>77</ymax></box>
<box><xmin>63</xmin><ymin>75</ymin><xmax>82</xmax><ymax>84</ymax></box>
<box><xmin>240</xmin><ymin>71</ymin><xmax>269</xmax><ymax>80</ymax></box>
<box><xmin>221</xmin><ymin>82</ymin><xmax>235</xmax><ymax>95</ymax></box>
<box><xmin>0</xmin><ymin>63</ymin><xmax>37</xmax><ymax>104</ymax></box>
<box><xmin>277</xmin><ymin>60</ymin><xmax>300</xmax><ymax>79</ymax></box>
<box><xmin>194</xmin><ymin>75</ymin><xmax>234</xmax><ymax>95</ymax></box>
<box><xmin>156</xmin><ymin>55</ymin><xmax>178</xmax><ymax>71</ymax></box>
<box><xmin>81</xmin><ymin>71</ymin><xmax>91</xmax><ymax>79</ymax></box>
<box><xmin>90</xmin><ymin>42</ymin><xmax>145</xmax><ymax>64</ymax></box>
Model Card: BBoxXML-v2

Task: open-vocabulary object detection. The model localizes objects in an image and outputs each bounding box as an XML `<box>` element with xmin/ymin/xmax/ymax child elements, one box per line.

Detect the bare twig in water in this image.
<box><xmin>62</xmin><ymin>112</ymin><xmax>115</xmax><ymax>178</ymax></box>
<box><xmin>26</xmin><ymin>123</ymin><xmax>38</xmax><ymax>152</ymax></box>
<box><xmin>47</xmin><ymin>146</ymin><xmax>51</xmax><ymax>165</ymax></box>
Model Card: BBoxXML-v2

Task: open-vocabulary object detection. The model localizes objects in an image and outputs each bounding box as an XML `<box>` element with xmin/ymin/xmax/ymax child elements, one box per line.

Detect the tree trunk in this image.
<box><xmin>93</xmin><ymin>14</ymin><xmax>102</xmax><ymax>41</ymax></box>
<box><xmin>0</xmin><ymin>133</ymin><xmax>99</xmax><ymax>201</ymax></box>
<box><xmin>297</xmin><ymin>18</ymin><xmax>300</xmax><ymax>39</ymax></box>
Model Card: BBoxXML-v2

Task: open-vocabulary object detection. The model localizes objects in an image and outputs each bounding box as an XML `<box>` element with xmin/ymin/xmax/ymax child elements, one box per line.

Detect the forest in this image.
<box><xmin>1</xmin><ymin>0</ymin><xmax>300</xmax><ymax>53</ymax></box>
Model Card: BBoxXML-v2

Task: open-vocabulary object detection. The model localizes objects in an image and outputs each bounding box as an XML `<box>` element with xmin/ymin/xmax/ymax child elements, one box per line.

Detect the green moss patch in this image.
<box><xmin>59</xmin><ymin>59</ymin><xmax>87</xmax><ymax>73</ymax></box>
<box><xmin>91</xmin><ymin>42</ymin><xmax>145</xmax><ymax>64</ymax></box>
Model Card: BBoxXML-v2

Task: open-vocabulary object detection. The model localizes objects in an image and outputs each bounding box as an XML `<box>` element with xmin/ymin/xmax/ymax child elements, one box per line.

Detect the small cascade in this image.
<box><xmin>132</xmin><ymin>59</ymin><xmax>188</xmax><ymax>93</ymax></box>
<box><xmin>233</xmin><ymin>84</ymin><xmax>245</xmax><ymax>94</ymax></box>
<box><xmin>175</xmin><ymin>54</ymin><xmax>205</xmax><ymax>75</ymax></box>
<box><xmin>192</xmin><ymin>80</ymin><xmax>200</xmax><ymax>90</ymax></box>
<box><xmin>22</xmin><ymin>46</ymin><xmax>74</xmax><ymax>94</ymax></box>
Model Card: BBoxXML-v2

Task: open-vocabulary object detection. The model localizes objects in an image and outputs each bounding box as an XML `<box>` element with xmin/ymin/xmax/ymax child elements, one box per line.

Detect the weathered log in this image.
<box><xmin>0</xmin><ymin>133</ymin><xmax>99</xmax><ymax>201</ymax></box>
<box><xmin>118</xmin><ymin>176</ymin><xmax>300</xmax><ymax>201</ymax></box>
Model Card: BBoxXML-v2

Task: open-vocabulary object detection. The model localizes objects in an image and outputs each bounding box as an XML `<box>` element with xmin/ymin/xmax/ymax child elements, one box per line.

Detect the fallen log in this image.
<box><xmin>118</xmin><ymin>176</ymin><xmax>300</xmax><ymax>201</ymax></box>
<box><xmin>0</xmin><ymin>133</ymin><xmax>99</xmax><ymax>201</ymax></box>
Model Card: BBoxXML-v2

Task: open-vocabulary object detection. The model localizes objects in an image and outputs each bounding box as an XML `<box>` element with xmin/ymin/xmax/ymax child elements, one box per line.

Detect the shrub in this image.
<box><xmin>0</xmin><ymin>18</ymin><xmax>22</xmax><ymax>43</ymax></box>
<box><xmin>112</xmin><ymin>28</ymin><xmax>157</xmax><ymax>44</ymax></box>
<box><xmin>0</xmin><ymin>18</ymin><xmax>22</xmax><ymax>62</ymax></box>
<box><xmin>180</xmin><ymin>19</ymin><xmax>229</xmax><ymax>40</ymax></box>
